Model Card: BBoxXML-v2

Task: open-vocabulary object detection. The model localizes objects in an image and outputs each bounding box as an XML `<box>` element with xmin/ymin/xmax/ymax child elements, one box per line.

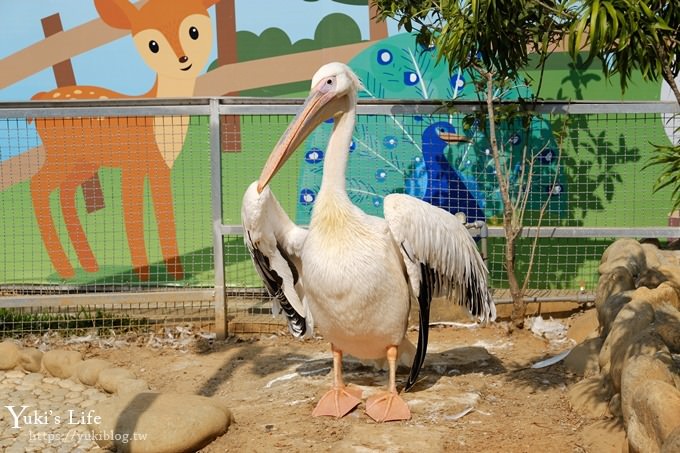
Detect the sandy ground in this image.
<box><xmin>68</xmin><ymin>308</ymin><xmax>626</xmax><ymax>453</ymax></box>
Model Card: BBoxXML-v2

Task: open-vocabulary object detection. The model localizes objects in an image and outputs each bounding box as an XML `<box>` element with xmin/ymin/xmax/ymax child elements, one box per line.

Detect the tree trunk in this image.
<box><xmin>484</xmin><ymin>72</ymin><xmax>527</xmax><ymax>331</ymax></box>
<box><xmin>658</xmin><ymin>45</ymin><xmax>680</xmax><ymax>106</ymax></box>
<box><xmin>506</xmin><ymin>236</ymin><xmax>526</xmax><ymax>329</ymax></box>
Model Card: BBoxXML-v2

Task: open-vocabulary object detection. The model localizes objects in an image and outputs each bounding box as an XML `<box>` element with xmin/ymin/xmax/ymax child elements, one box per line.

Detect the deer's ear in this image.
<box><xmin>201</xmin><ymin>0</ymin><xmax>221</xmax><ymax>8</ymax></box>
<box><xmin>95</xmin><ymin>0</ymin><xmax>138</xmax><ymax>30</ymax></box>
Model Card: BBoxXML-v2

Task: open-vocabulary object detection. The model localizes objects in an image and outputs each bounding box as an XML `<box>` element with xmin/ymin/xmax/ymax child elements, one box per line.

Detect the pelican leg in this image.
<box><xmin>312</xmin><ymin>344</ymin><xmax>362</xmax><ymax>418</ymax></box>
<box><xmin>365</xmin><ymin>345</ymin><xmax>411</xmax><ymax>422</ymax></box>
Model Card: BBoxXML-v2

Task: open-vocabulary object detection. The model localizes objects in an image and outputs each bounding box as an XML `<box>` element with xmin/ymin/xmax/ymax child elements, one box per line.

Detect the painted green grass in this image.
<box><xmin>0</xmin><ymin>115</ymin><xmax>288</xmax><ymax>287</ymax></box>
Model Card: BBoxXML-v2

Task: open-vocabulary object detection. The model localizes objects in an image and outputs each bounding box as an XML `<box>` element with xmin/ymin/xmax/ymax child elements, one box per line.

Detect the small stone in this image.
<box><xmin>0</xmin><ymin>340</ymin><xmax>20</xmax><ymax>370</ymax></box>
<box><xmin>5</xmin><ymin>370</ymin><xmax>26</xmax><ymax>379</ymax></box>
<box><xmin>42</xmin><ymin>350</ymin><xmax>83</xmax><ymax>379</ymax></box>
<box><xmin>80</xmin><ymin>399</ymin><xmax>96</xmax><ymax>408</ymax></box>
<box><xmin>24</xmin><ymin>373</ymin><xmax>44</xmax><ymax>384</ymax></box>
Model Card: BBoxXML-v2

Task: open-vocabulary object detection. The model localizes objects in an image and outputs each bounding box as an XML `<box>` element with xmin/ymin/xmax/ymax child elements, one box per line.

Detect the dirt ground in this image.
<box><xmin>66</xmin><ymin>308</ymin><xmax>626</xmax><ymax>453</ymax></box>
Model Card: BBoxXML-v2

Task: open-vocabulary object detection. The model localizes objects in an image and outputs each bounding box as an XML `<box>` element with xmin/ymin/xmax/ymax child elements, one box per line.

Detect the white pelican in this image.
<box><xmin>242</xmin><ymin>62</ymin><xmax>495</xmax><ymax>422</ymax></box>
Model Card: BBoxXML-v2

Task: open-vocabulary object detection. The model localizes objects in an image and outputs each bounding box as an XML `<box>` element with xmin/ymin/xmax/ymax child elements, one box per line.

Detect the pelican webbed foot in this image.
<box><xmin>312</xmin><ymin>385</ymin><xmax>362</xmax><ymax>418</ymax></box>
<box><xmin>365</xmin><ymin>390</ymin><xmax>411</xmax><ymax>422</ymax></box>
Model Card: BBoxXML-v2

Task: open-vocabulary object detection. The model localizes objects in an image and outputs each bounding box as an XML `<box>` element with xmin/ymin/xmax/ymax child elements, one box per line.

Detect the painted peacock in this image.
<box><xmin>295</xmin><ymin>33</ymin><xmax>565</xmax><ymax>225</ymax></box>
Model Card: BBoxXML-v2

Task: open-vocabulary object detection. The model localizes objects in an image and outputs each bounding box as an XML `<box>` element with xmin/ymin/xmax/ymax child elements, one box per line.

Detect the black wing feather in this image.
<box><xmin>247</xmin><ymin>233</ymin><xmax>306</xmax><ymax>338</ymax></box>
<box><xmin>405</xmin><ymin>263</ymin><xmax>434</xmax><ymax>391</ymax></box>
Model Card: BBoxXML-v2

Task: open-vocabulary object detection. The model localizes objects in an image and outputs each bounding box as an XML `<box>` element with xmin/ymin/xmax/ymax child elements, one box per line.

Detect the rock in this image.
<box><xmin>568</xmin><ymin>375</ymin><xmax>613</xmax><ymax>418</ymax></box>
<box><xmin>657</xmin><ymin>265</ymin><xmax>680</xmax><ymax>300</ymax></box>
<box><xmin>628</xmin><ymin>381</ymin><xmax>680</xmax><ymax>453</ymax></box>
<box><xmin>115</xmin><ymin>378</ymin><xmax>150</xmax><ymax>396</ymax></box>
<box><xmin>598</xmin><ymin>291</ymin><xmax>633</xmax><ymax>339</ymax></box>
<box><xmin>75</xmin><ymin>359</ymin><xmax>113</xmax><ymax>386</ymax></box>
<box><xmin>599</xmin><ymin>299</ymin><xmax>655</xmax><ymax>375</ymax></box>
<box><xmin>41</xmin><ymin>350</ymin><xmax>83</xmax><ymax>379</ymax></box>
<box><xmin>662</xmin><ymin>426</ymin><xmax>680</xmax><ymax>453</ymax></box>
<box><xmin>97</xmin><ymin>367</ymin><xmax>136</xmax><ymax>393</ymax></box>
<box><xmin>610</xmin><ymin>327</ymin><xmax>669</xmax><ymax>392</ymax></box>
<box><xmin>637</xmin><ymin>268</ymin><xmax>668</xmax><ymax>289</ymax></box>
<box><xmin>563</xmin><ymin>337</ymin><xmax>602</xmax><ymax>377</ymax></box>
<box><xmin>640</xmin><ymin>243</ymin><xmax>663</xmax><ymax>270</ymax></box>
<box><xmin>654</xmin><ymin>304</ymin><xmax>680</xmax><ymax>353</ymax></box>
<box><xmin>595</xmin><ymin>267</ymin><xmax>635</xmax><ymax>313</ymax></box>
<box><xmin>609</xmin><ymin>392</ymin><xmax>623</xmax><ymax>418</ymax></box>
<box><xmin>92</xmin><ymin>392</ymin><xmax>233</xmax><ymax>453</ymax></box>
<box><xmin>633</xmin><ymin>284</ymin><xmax>680</xmax><ymax>310</ymax></box>
<box><xmin>0</xmin><ymin>340</ymin><xmax>20</xmax><ymax>370</ymax></box>
<box><xmin>567</xmin><ymin>309</ymin><xmax>599</xmax><ymax>344</ymax></box>
<box><xmin>18</xmin><ymin>348</ymin><xmax>43</xmax><ymax>373</ymax></box>
<box><xmin>620</xmin><ymin>352</ymin><xmax>677</xmax><ymax>424</ymax></box>
<box><xmin>599</xmin><ymin>239</ymin><xmax>647</xmax><ymax>277</ymax></box>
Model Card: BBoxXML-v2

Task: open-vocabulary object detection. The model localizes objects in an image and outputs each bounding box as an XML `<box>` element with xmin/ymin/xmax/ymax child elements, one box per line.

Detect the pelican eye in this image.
<box><xmin>319</xmin><ymin>76</ymin><xmax>336</xmax><ymax>93</ymax></box>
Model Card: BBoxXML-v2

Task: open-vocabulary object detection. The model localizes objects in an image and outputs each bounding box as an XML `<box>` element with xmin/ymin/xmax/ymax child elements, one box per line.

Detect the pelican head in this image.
<box><xmin>257</xmin><ymin>62</ymin><xmax>361</xmax><ymax>192</ymax></box>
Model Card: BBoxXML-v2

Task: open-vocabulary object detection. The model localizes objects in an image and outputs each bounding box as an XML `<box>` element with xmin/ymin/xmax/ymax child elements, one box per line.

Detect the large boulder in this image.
<box><xmin>627</xmin><ymin>381</ymin><xmax>680</xmax><ymax>453</ymax></box>
<box><xmin>599</xmin><ymin>239</ymin><xmax>647</xmax><ymax>277</ymax></box>
<box><xmin>609</xmin><ymin>327</ymin><xmax>669</xmax><ymax>393</ymax></box>
<box><xmin>564</xmin><ymin>337</ymin><xmax>602</xmax><ymax>378</ymax></box>
<box><xmin>91</xmin><ymin>392</ymin><xmax>234</xmax><ymax>453</ymax></box>
<box><xmin>620</xmin><ymin>352</ymin><xmax>677</xmax><ymax>424</ymax></box>
<box><xmin>568</xmin><ymin>375</ymin><xmax>613</xmax><ymax>418</ymax></box>
<box><xmin>595</xmin><ymin>267</ymin><xmax>635</xmax><ymax>314</ymax></box>
<box><xmin>598</xmin><ymin>291</ymin><xmax>633</xmax><ymax>338</ymax></box>
<box><xmin>599</xmin><ymin>299</ymin><xmax>655</xmax><ymax>376</ymax></box>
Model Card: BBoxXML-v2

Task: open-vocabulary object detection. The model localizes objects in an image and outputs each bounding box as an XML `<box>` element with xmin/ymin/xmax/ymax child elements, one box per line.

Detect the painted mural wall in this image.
<box><xmin>0</xmin><ymin>0</ymin><xmax>677</xmax><ymax>287</ymax></box>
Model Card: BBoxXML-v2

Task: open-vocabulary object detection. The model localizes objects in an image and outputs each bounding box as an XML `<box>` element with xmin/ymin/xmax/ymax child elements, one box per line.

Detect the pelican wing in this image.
<box><xmin>384</xmin><ymin>193</ymin><xmax>496</xmax><ymax>390</ymax></box>
<box><xmin>242</xmin><ymin>182</ymin><xmax>312</xmax><ymax>338</ymax></box>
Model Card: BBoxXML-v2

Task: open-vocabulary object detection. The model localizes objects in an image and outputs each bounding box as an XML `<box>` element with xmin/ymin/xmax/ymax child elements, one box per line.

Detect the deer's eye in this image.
<box><xmin>189</xmin><ymin>26</ymin><xmax>199</xmax><ymax>40</ymax></box>
<box><xmin>148</xmin><ymin>40</ymin><xmax>159</xmax><ymax>53</ymax></box>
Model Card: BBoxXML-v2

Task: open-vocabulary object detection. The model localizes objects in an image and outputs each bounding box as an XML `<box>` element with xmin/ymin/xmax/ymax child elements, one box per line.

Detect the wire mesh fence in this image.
<box><xmin>0</xmin><ymin>98</ymin><xmax>678</xmax><ymax>337</ymax></box>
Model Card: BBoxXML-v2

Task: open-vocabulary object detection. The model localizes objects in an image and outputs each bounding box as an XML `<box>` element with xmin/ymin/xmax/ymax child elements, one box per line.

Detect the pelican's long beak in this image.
<box><xmin>257</xmin><ymin>81</ymin><xmax>343</xmax><ymax>193</ymax></box>
<box><xmin>439</xmin><ymin>132</ymin><xmax>471</xmax><ymax>143</ymax></box>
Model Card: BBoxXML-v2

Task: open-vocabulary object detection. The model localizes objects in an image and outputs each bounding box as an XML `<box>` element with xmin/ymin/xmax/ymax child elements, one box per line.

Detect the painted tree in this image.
<box><xmin>303</xmin><ymin>0</ymin><xmax>388</xmax><ymax>40</ymax></box>
<box><xmin>571</xmin><ymin>1</ymin><xmax>680</xmax><ymax>209</ymax></box>
<box><xmin>374</xmin><ymin>0</ymin><xmax>574</xmax><ymax>329</ymax></box>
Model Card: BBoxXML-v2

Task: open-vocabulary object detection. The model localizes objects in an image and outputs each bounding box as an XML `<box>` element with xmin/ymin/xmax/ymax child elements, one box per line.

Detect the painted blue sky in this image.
<box><xmin>0</xmin><ymin>0</ymin><xmax>399</xmax><ymax>101</ymax></box>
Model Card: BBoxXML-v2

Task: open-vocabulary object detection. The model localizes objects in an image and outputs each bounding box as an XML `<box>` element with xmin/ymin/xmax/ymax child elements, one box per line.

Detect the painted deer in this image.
<box><xmin>31</xmin><ymin>0</ymin><xmax>219</xmax><ymax>280</ymax></box>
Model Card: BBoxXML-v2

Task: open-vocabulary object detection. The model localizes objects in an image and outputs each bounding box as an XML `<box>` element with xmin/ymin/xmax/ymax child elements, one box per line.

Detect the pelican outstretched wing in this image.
<box><xmin>242</xmin><ymin>182</ymin><xmax>312</xmax><ymax>338</ymax></box>
<box><xmin>384</xmin><ymin>193</ymin><xmax>496</xmax><ymax>390</ymax></box>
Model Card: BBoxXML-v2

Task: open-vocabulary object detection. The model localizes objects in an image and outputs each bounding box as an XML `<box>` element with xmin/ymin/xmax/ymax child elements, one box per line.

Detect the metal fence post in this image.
<box><xmin>210</xmin><ymin>98</ymin><xmax>227</xmax><ymax>339</ymax></box>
